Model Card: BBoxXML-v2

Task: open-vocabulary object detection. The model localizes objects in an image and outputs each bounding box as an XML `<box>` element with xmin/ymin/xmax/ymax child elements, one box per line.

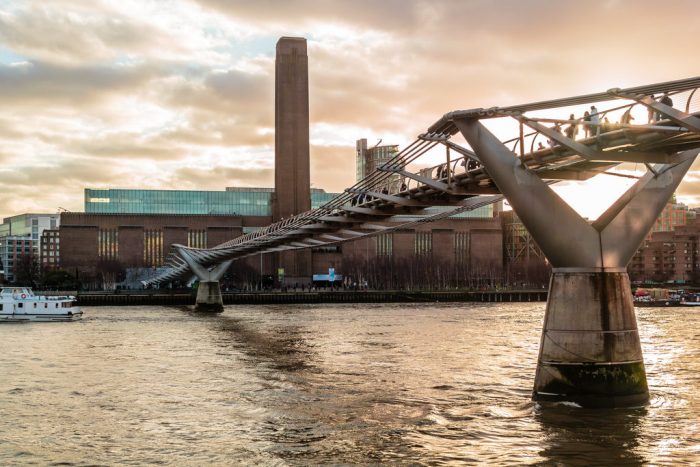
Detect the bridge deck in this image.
<box><xmin>144</xmin><ymin>76</ymin><xmax>700</xmax><ymax>286</ymax></box>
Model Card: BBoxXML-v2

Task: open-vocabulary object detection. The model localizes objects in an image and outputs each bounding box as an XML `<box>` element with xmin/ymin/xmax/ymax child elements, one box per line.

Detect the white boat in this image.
<box><xmin>680</xmin><ymin>293</ymin><xmax>700</xmax><ymax>306</ymax></box>
<box><xmin>0</xmin><ymin>287</ymin><xmax>82</xmax><ymax>322</ymax></box>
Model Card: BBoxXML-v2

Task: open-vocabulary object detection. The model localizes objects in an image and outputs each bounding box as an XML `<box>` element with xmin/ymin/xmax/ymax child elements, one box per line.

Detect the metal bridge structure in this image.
<box><xmin>145</xmin><ymin>76</ymin><xmax>700</xmax><ymax>407</ymax></box>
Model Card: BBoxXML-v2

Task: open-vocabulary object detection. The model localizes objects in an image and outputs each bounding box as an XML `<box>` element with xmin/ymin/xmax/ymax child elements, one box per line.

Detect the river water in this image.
<box><xmin>0</xmin><ymin>303</ymin><xmax>699</xmax><ymax>465</ymax></box>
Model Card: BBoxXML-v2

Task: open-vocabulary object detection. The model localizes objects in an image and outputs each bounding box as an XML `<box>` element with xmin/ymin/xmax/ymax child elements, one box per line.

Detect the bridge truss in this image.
<box><xmin>144</xmin><ymin>76</ymin><xmax>700</xmax><ymax>287</ymax></box>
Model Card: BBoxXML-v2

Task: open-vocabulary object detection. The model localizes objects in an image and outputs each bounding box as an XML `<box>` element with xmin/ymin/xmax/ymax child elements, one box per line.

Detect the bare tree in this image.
<box><xmin>14</xmin><ymin>254</ymin><xmax>40</xmax><ymax>287</ymax></box>
<box><xmin>96</xmin><ymin>259</ymin><xmax>125</xmax><ymax>291</ymax></box>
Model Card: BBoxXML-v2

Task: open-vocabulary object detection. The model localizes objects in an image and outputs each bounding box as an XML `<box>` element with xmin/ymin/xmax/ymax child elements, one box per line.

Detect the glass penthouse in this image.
<box><xmin>84</xmin><ymin>188</ymin><xmax>341</xmax><ymax>216</ymax></box>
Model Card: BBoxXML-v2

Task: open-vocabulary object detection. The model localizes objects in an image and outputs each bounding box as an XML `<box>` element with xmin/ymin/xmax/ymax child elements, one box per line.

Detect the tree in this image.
<box><xmin>40</xmin><ymin>269</ymin><xmax>80</xmax><ymax>290</ymax></box>
<box><xmin>96</xmin><ymin>259</ymin><xmax>126</xmax><ymax>291</ymax></box>
<box><xmin>14</xmin><ymin>254</ymin><xmax>40</xmax><ymax>287</ymax></box>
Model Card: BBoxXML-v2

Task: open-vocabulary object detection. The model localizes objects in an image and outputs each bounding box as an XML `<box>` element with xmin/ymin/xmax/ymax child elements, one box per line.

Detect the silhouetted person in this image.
<box><xmin>590</xmin><ymin>105</ymin><xmax>600</xmax><ymax>136</ymax></box>
<box><xmin>621</xmin><ymin>107</ymin><xmax>635</xmax><ymax>125</ymax></box>
<box><xmin>548</xmin><ymin>123</ymin><xmax>562</xmax><ymax>147</ymax></box>
<box><xmin>648</xmin><ymin>94</ymin><xmax>656</xmax><ymax>123</ymax></box>
<box><xmin>564</xmin><ymin>113</ymin><xmax>577</xmax><ymax>139</ymax></box>
<box><xmin>659</xmin><ymin>93</ymin><xmax>673</xmax><ymax>121</ymax></box>
<box><xmin>583</xmin><ymin>111</ymin><xmax>591</xmax><ymax>137</ymax></box>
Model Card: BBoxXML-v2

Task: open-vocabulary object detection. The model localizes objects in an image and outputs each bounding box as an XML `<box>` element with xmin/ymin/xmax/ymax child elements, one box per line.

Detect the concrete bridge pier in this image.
<box><xmin>192</xmin><ymin>280</ymin><xmax>225</xmax><ymax>312</ymax></box>
<box><xmin>176</xmin><ymin>247</ymin><xmax>232</xmax><ymax>312</ymax></box>
<box><xmin>456</xmin><ymin>118</ymin><xmax>699</xmax><ymax>407</ymax></box>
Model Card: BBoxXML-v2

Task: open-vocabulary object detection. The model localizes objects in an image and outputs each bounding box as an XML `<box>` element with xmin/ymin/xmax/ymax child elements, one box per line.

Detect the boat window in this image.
<box><xmin>44</xmin><ymin>303</ymin><xmax>48</xmax><ymax>308</ymax></box>
<box><xmin>0</xmin><ymin>304</ymin><xmax>3</xmax><ymax>311</ymax></box>
<box><xmin>33</xmin><ymin>303</ymin><xmax>37</xmax><ymax>308</ymax></box>
<box><xmin>18</xmin><ymin>303</ymin><xmax>23</xmax><ymax>308</ymax></box>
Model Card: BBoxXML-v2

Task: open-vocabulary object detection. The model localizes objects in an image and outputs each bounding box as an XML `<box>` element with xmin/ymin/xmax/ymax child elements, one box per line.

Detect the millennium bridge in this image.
<box><xmin>145</xmin><ymin>76</ymin><xmax>700</xmax><ymax>407</ymax></box>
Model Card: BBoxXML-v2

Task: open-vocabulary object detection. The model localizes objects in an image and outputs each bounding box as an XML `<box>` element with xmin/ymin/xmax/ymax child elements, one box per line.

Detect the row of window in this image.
<box><xmin>84</xmin><ymin>189</ymin><xmax>340</xmax><ymax>216</ymax></box>
<box><xmin>376</xmin><ymin>232</ymin><xmax>471</xmax><ymax>257</ymax></box>
<box><xmin>0</xmin><ymin>301</ymin><xmax>70</xmax><ymax>311</ymax></box>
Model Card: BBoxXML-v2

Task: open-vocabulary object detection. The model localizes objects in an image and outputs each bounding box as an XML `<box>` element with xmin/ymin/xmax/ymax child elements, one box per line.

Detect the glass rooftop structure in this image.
<box><xmin>84</xmin><ymin>188</ymin><xmax>342</xmax><ymax>216</ymax></box>
<box><xmin>84</xmin><ymin>188</ymin><xmax>496</xmax><ymax>218</ymax></box>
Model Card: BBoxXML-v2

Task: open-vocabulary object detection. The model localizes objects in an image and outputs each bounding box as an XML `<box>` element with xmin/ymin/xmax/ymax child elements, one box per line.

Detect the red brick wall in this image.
<box><xmin>432</xmin><ymin>229</ymin><xmax>454</xmax><ymax>265</ymax></box>
<box><xmin>60</xmin><ymin>226</ymin><xmax>99</xmax><ymax>269</ymax></box>
<box><xmin>118</xmin><ymin>226</ymin><xmax>144</xmax><ymax>267</ymax></box>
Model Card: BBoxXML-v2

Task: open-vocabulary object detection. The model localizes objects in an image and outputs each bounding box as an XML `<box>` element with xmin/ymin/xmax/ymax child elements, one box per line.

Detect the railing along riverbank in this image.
<box><xmin>74</xmin><ymin>289</ymin><xmax>548</xmax><ymax>307</ymax></box>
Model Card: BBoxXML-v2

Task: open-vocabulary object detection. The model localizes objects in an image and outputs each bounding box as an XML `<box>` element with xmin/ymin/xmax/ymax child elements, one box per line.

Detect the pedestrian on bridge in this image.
<box><xmin>621</xmin><ymin>107</ymin><xmax>635</xmax><ymax>125</ymax></box>
<box><xmin>583</xmin><ymin>110</ymin><xmax>591</xmax><ymax>137</ymax></box>
<box><xmin>548</xmin><ymin>123</ymin><xmax>563</xmax><ymax>148</ymax></box>
<box><xmin>590</xmin><ymin>105</ymin><xmax>600</xmax><ymax>136</ymax></box>
<box><xmin>564</xmin><ymin>113</ymin><xmax>578</xmax><ymax>139</ymax></box>
<box><xmin>648</xmin><ymin>94</ymin><xmax>656</xmax><ymax>123</ymax></box>
<box><xmin>658</xmin><ymin>92</ymin><xmax>674</xmax><ymax>121</ymax></box>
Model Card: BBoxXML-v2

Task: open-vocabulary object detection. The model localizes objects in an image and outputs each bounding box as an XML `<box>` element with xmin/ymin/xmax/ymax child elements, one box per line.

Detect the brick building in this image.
<box><xmin>628</xmin><ymin>218</ymin><xmax>700</xmax><ymax>284</ymax></box>
<box><xmin>57</xmin><ymin>209</ymin><xmax>504</xmax><ymax>289</ymax></box>
<box><xmin>59</xmin><ymin>213</ymin><xmax>262</xmax><ymax>270</ymax></box>
<box><xmin>0</xmin><ymin>236</ymin><xmax>33</xmax><ymax>283</ymax></box>
<box><xmin>40</xmin><ymin>229</ymin><xmax>60</xmax><ymax>271</ymax></box>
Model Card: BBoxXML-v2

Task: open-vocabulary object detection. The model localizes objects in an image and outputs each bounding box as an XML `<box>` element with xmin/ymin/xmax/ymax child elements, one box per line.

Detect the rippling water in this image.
<box><xmin>1</xmin><ymin>303</ymin><xmax>699</xmax><ymax>465</ymax></box>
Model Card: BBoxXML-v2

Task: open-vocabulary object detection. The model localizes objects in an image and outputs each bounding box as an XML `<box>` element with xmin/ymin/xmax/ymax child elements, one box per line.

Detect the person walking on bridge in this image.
<box><xmin>621</xmin><ymin>107</ymin><xmax>635</xmax><ymax>125</ymax></box>
<box><xmin>565</xmin><ymin>113</ymin><xmax>578</xmax><ymax>139</ymax></box>
<box><xmin>583</xmin><ymin>110</ymin><xmax>591</xmax><ymax>137</ymax></box>
<box><xmin>590</xmin><ymin>105</ymin><xmax>600</xmax><ymax>136</ymax></box>
<box><xmin>659</xmin><ymin>92</ymin><xmax>674</xmax><ymax>121</ymax></box>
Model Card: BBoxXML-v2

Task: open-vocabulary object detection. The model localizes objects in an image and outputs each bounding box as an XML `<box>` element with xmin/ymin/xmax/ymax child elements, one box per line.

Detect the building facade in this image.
<box><xmin>59</xmin><ymin>213</ymin><xmax>257</xmax><ymax>270</ymax></box>
<box><xmin>629</xmin><ymin>219</ymin><xmax>700</xmax><ymax>284</ymax></box>
<box><xmin>355</xmin><ymin>138</ymin><xmax>402</xmax><ymax>191</ymax></box>
<box><xmin>0</xmin><ymin>236</ymin><xmax>34</xmax><ymax>283</ymax></box>
<box><xmin>85</xmin><ymin>188</ymin><xmax>339</xmax><ymax>217</ymax></box>
<box><xmin>40</xmin><ymin>229</ymin><xmax>60</xmax><ymax>272</ymax></box>
<box><xmin>650</xmin><ymin>198</ymin><xmax>689</xmax><ymax>233</ymax></box>
<box><xmin>67</xmin><ymin>190</ymin><xmax>506</xmax><ymax>289</ymax></box>
<box><xmin>0</xmin><ymin>213</ymin><xmax>60</xmax><ymax>283</ymax></box>
<box><xmin>0</xmin><ymin>213</ymin><xmax>60</xmax><ymax>249</ymax></box>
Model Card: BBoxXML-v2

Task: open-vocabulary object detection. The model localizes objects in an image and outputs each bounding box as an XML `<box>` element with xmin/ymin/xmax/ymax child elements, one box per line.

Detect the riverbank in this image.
<box><xmin>75</xmin><ymin>289</ymin><xmax>549</xmax><ymax>306</ymax></box>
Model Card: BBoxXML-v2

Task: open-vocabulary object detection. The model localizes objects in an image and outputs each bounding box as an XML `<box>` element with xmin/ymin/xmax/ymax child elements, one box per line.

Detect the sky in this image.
<box><xmin>1</xmin><ymin>0</ymin><xmax>699</xmax><ymax>221</ymax></box>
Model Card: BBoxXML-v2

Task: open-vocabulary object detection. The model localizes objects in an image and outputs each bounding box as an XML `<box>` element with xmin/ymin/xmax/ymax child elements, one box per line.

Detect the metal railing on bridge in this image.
<box><xmin>144</xmin><ymin>75</ymin><xmax>700</xmax><ymax>287</ymax></box>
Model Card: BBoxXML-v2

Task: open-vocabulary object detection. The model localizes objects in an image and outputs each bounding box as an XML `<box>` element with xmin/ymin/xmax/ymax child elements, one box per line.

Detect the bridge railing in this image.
<box><xmin>146</xmin><ymin>77</ymin><xmax>700</xmax><ymax>286</ymax></box>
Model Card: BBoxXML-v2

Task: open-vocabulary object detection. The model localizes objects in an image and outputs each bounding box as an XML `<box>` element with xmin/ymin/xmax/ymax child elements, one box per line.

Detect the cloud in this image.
<box><xmin>310</xmin><ymin>144</ymin><xmax>355</xmax><ymax>192</ymax></box>
<box><xmin>0</xmin><ymin>60</ymin><xmax>159</xmax><ymax>108</ymax></box>
<box><xmin>0</xmin><ymin>3</ymin><xmax>167</xmax><ymax>64</ymax></box>
<box><xmin>168</xmin><ymin>166</ymin><xmax>274</xmax><ymax>190</ymax></box>
<box><xmin>2</xmin><ymin>0</ymin><xmax>700</xmax><ymax>220</ymax></box>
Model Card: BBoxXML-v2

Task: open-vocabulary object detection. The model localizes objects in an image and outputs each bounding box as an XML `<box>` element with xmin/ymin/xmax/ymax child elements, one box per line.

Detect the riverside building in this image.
<box><xmin>0</xmin><ymin>213</ymin><xmax>59</xmax><ymax>283</ymax></box>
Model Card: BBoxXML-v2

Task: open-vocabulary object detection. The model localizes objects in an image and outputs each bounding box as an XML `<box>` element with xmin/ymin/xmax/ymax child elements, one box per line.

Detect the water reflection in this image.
<box><xmin>210</xmin><ymin>313</ymin><xmax>315</xmax><ymax>373</ymax></box>
<box><xmin>535</xmin><ymin>403</ymin><xmax>646</xmax><ymax>465</ymax></box>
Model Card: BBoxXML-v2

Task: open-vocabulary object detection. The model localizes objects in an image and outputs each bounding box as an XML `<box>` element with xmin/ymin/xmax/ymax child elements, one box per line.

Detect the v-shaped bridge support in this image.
<box><xmin>455</xmin><ymin>118</ymin><xmax>699</xmax><ymax>407</ymax></box>
<box><xmin>177</xmin><ymin>246</ymin><xmax>233</xmax><ymax>312</ymax></box>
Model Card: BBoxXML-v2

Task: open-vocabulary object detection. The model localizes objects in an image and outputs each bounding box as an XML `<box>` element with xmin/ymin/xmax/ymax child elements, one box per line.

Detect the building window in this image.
<box><xmin>98</xmin><ymin>229</ymin><xmax>118</xmax><ymax>260</ymax></box>
<box><xmin>376</xmin><ymin>233</ymin><xmax>393</xmax><ymax>256</ymax></box>
<box><xmin>144</xmin><ymin>230</ymin><xmax>163</xmax><ymax>267</ymax></box>
<box><xmin>454</xmin><ymin>231</ymin><xmax>469</xmax><ymax>264</ymax></box>
<box><xmin>415</xmin><ymin>232</ymin><xmax>432</xmax><ymax>256</ymax></box>
<box><xmin>187</xmin><ymin>230</ymin><xmax>207</xmax><ymax>249</ymax></box>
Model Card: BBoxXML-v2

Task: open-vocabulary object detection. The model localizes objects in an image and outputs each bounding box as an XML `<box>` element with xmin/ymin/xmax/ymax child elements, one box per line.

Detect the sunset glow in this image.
<box><xmin>1</xmin><ymin>0</ymin><xmax>699</xmax><ymax>219</ymax></box>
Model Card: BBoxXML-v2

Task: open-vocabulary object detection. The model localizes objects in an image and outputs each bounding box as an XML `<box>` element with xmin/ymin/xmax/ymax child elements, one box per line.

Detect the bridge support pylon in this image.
<box><xmin>176</xmin><ymin>247</ymin><xmax>233</xmax><ymax>313</ymax></box>
<box><xmin>455</xmin><ymin>118</ymin><xmax>699</xmax><ymax>408</ymax></box>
